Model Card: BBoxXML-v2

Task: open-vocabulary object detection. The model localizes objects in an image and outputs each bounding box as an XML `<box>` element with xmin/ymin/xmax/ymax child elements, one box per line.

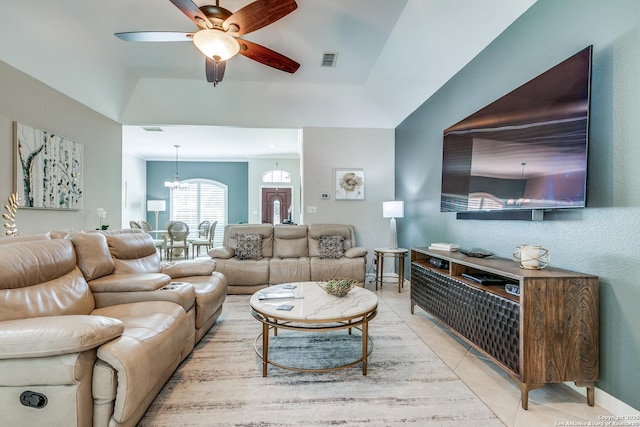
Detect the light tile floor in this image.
<box><xmin>369</xmin><ymin>279</ymin><xmax>614</xmax><ymax>427</ymax></box>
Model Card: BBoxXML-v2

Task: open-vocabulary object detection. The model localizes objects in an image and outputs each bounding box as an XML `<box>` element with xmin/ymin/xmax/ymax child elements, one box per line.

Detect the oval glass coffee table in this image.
<box><xmin>250</xmin><ymin>282</ymin><xmax>378</xmax><ymax>377</ymax></box>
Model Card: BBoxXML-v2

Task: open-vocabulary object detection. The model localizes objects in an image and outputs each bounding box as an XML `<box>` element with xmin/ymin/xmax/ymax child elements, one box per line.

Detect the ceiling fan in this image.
<box><xmin>115</xmin><ymin>0</ymin><xmax>300</xmax><ymax>86</ymax></box>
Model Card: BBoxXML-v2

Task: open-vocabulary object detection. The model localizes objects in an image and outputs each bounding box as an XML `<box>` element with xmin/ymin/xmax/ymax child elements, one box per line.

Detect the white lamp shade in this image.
<box><xmin>383</xmin><ymin>201</ymin><xmax>404</xmax><ymax>218</ymax></box>
<box><xmin>147</xmin><ymin>200</ymin><xmax>166</xmax><ymax>212</ymax></box>
<box><xmin>192</xmin><ymin>29</ymin><xmax>240</xmax><ymax>61</ymax></box>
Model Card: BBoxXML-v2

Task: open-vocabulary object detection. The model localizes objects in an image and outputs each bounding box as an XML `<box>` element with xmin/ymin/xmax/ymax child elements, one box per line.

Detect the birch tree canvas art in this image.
<box><xmin>14</xmin><ymin>122</ymin><xmax>83</xmax><ymax>210</ymax></box>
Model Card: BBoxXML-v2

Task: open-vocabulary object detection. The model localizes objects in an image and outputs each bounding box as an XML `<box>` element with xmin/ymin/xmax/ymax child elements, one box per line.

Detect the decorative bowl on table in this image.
<box><xmin>318</xmin><ymin>278</ymin><xmax>358</xmax><ymax>297</ymax></box>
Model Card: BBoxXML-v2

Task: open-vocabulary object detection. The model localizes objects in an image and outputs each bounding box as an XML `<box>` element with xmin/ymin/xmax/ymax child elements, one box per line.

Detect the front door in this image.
<box><xmin>262</xmin><ymin>188</ymin><xmax>292</xmax><ymax>224</ymax></box>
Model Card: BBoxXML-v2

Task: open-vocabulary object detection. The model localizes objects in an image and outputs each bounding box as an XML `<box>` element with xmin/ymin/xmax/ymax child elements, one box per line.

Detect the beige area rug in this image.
<box><xmin>138</xmin><ymin>295</ymin><xmax>504</xmax><ymax>426</ymax></box>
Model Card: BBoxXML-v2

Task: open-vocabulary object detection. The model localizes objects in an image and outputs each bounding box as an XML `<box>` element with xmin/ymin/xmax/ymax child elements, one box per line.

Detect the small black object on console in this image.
<box><xmin>429</xmin><ymin>258</ymin><xmax>449</xmax><ymax>269</ymax></box>
<box><xmin>505</xmin><ymin>283</ymin><xmax>520</xmax><ymax>297</ymax></box>
<box><xmin>461</xmin><ymin>273</ymin><xmax>509</xmax><ymax>286</ymax></box>
<box><xmin>459</xmin><ymin>248</ymin><xmax>493</xmax><ymax>258</ymax></box>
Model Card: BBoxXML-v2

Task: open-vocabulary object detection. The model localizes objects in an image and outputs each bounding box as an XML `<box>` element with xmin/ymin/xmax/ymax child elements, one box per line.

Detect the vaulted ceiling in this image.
<box><xmin>0</xmin><ymin>0</ymin><xmax>536</xmax><ymax>160</ymax></box>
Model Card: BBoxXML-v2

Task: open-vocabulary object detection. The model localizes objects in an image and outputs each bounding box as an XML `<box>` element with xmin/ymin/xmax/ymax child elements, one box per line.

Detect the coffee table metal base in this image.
<box><xmin>251</xmin><ymin>311</ymin><xmax>376</xmax><ymax>376</ymax></box>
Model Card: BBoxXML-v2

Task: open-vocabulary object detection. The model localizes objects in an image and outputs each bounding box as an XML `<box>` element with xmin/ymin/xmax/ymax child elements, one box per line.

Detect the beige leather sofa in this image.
<box><xmin>71</xmin><ymin>229</ymin><xmax>227</xmax><ymax>343</ymax></box>
<box><xmin>0</xmin><ymin>230</ymin><xmax>227</xmax><ymax>427</ymax></box>
<box><xmin>209</xmin><ymin>224</ymin><xmax>367</xmax><ymax>294</ymax></box>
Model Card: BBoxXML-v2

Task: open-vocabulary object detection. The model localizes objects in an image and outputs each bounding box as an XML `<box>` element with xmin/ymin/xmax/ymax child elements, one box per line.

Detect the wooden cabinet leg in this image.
<box><xmin>509</xmin><ymin>375</ymin><xmax>543</xmax><ymax>410</ymax></box>
<box><xmin>576</xmin><ymin>382</ymin><xmax>595</xmax><ymax>406</ymax></box>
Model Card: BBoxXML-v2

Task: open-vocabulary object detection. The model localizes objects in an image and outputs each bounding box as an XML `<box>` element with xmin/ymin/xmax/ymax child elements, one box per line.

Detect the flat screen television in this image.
<box><xmin>440</xmin><ymin>46</ymin><xmax>592</xmax><ymax>216</ymax></box>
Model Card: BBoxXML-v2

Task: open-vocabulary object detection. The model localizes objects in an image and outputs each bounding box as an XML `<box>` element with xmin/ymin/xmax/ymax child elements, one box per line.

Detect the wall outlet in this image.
<box><xmin>307</xmin><ymin>206</ymin><xmax>317</xmax><ymax>214</ymax></box>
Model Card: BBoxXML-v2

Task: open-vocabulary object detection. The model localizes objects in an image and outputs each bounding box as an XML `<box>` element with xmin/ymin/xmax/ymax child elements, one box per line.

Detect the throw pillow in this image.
<box><xmin>235</xmin><ymin>233</ymin><xmax>263</xmax><ymax>260</ymax></box>
<box><xmin>318</xmin><ymin>235</ymin><xmax>344</xmax><ymax>259</ymax></box>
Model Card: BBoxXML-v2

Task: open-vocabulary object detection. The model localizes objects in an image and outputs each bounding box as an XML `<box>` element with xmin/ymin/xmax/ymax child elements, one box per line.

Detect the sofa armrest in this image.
<box><xmin>161</xmin><ymin>258</ymin><xmax>216</xmax><ymax>279</ymax></box>
<box><xmin>88</xmin><ymin>273</ymin><xmax>171</xmax><ymax>293</ymax></box>
<box><xmin>87</xmin><ymin>273</ymin><xmax>196</xmax><ymax>311</ymax></box>
<box><xmin>0</xmin><ymin>315</ymin><xmax>123</xmax><ymax>359</ymax></box>
<box><xmin>208</xmin><ymin>246</ymin><xmax>234</xmax><ymax>259</ymax></box>
<box><xmin>344</xmin><ymin>247</ymin><xmax>367</xmax><ymax>258</ymax></box>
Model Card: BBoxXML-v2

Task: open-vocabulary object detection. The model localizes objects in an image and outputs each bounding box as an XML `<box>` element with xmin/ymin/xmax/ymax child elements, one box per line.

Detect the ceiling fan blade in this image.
<box><xmin>224</xmin><ymin>0</ymin><xmax>297</xmax><ymax>36</ymax></box>
<box><xmin>170</xmin><ymin>0</ymin><xmax>214</xmax><ymax>29</ymax></box>
<box><xmin>115</xmin><ymin>32</ymin><xmax>193</xmax><ymax>42</ymax></box>
<box><xmin>205</xmin><ymin>58</ymin><xmax>226</xmax><ymax>86</ymax></box>
<box><xmin>238</xmin><ymin>39</ymin><xmax>300</xmax><ymax>73</ymax></box>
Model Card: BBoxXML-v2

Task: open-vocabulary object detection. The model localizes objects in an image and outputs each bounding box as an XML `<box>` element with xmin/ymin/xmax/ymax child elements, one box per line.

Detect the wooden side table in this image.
<box><xmin>374</xmin><ymin>248</ymin><xmax>408</xmax><ymax>292</ymax></box>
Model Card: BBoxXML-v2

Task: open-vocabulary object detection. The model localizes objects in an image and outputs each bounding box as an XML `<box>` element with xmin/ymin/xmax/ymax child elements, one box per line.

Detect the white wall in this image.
<box><xmin>121</xmin><ymin>152</ymin><xmax>147</xmax><ymax>226</ymax></box>
<box><xmin>301</xmin><ymin>127</ymin><xmax>396</xmax><ymax>270</ymax></box>
<box><xmin>0</xmin><ymin>61</ymin><xmax>122</xmax><ymax>235</ymax></box>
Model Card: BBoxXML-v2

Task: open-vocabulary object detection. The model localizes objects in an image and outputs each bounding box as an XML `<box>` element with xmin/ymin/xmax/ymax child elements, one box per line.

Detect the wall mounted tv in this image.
<box><xmin>440</xmin><ymin>45</ymin><xmax>592</xmax><ymax>220</ymax></box>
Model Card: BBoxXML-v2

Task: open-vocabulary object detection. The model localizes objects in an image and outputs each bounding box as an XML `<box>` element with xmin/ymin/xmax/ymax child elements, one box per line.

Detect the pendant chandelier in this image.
<box><xmin>164</xmin><ymin>145</ymin><xmax>189</xmax><ymax>190</ymax></box>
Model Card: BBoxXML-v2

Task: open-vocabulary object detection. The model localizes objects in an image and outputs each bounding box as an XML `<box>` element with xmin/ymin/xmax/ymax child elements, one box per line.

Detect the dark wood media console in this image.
<box><xmin>410</xmin><ymin>247</ymin><xmax>599</xmax><ymax>409</ymax></box>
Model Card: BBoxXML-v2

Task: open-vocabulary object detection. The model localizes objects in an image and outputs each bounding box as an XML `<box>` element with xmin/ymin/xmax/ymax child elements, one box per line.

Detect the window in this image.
<box><xmin>262</xmin><ymin>169</ymin><xmax>291</xmax><ymax>183</ymax></box>
<box><xmin>170</xmin><ymin>179</ymin><xmax>227</xmax><ymax>246</ymax></box>
<box><xmin>273</xmin><ymin>199</ymin><xmax>281</xmax><ymax>224</ymax></box>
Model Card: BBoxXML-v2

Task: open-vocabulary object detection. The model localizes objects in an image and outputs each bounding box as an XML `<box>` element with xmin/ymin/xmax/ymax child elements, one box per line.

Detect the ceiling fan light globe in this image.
<box><xmin>192</xmin><ymin>29</ymin><xmax>239</xmax><ymax>61</ymax></box>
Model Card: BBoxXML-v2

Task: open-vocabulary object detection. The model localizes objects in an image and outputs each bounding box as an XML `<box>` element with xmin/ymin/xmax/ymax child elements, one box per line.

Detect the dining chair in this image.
<box><xmin>191</xmin><ymin>221</ymin><xmax>217</xmax><ymax>258</ymax></box>
<box><xmin>165</xmin><ymin>221</ymin><xmax>190</xmax><ymax>261</ymax></box>
<box><xmin>129</xmin><ymin>220</ymin><xmax>142</xmax><ymax>229</ymax></box>
<box><xmin>140</xmin><ymin>220</ymin><xmax>165</xmax><ymax>260</ymax></box>
<box><xmin>196</xmin><ymin>220</ymin><xmax>211</xmax><ymax>238</ymax></box>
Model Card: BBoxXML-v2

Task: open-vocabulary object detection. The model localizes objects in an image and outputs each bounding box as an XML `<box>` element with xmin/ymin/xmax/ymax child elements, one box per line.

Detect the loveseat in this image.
<box><xmin>0</xmin><ymin>230</ymin><xmax>227</xmax><ymax>427</ymax></box>
<box><xmin>208</xmin><ymin>224</ymin><xmax>367</xmax><ymax>294</ymax></box>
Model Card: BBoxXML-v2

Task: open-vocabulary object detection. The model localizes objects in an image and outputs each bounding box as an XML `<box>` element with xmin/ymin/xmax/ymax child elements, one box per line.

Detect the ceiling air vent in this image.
<box><xmin>142</xmin><ymin>126</ymin><xmax>163</xmax><ymax>132</ymax></box>
<box><xmin>321</xmin><ymin>52</ymin><xmax>338</xmax><ymax>67</ymax></box>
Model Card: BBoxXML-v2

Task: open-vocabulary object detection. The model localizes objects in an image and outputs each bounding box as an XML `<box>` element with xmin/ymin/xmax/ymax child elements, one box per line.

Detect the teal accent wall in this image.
<box><xmin>146</xmin><ymin>161</ymin><xmax>248</xmax><ymax>227</ymax></box>
<box><xmin>396</xmin><ymin>0</ymin><xmax>640</xmax><ymax>410</ymax></box>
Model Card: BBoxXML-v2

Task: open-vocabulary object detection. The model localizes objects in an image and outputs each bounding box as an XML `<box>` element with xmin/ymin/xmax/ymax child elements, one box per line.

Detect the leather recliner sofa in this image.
<box><xmin>0</xmin><ymin>230</ymin><xmax>227</xmax><ymax>427</ymax></box>
<box><xmin>208</xmin><ymin>224</ymin><xmax>367</xmax><ymax>294</ymax></box>
<box><xmin>69</xmin><ymin>229</ymin><xmax>227</xmax><ymax>344</ymax></box>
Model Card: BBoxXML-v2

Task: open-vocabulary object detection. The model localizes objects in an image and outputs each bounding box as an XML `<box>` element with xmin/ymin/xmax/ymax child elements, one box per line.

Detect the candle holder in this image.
<box><xmin>512</xmin><ymin>245</ymin><xmax>550</xmax><ymax>269</ymax></box>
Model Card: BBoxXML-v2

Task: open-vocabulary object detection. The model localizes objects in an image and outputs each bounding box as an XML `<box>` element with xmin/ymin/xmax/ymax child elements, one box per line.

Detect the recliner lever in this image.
<box><xmin>19</xmin><ymin>391</ymin><xmax>48</xmax><ymax>408</ymax></box>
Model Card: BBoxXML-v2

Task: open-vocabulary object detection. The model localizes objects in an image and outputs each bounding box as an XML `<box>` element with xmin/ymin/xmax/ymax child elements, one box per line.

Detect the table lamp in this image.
<box><xmin>383</xmin><ymin>201</ymin><xmax>404</xmax><ymax>249</ymax></box>
<box><xmin>147</xmin><ymin>200</ymin><xmax>166</xmax><ymax>231</ymax></box>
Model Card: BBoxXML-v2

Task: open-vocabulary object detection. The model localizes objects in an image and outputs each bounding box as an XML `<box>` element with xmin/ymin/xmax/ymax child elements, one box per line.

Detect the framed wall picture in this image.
<box><xmin>14</xmin><ymin>122</ymin><xmax>83</xmax><ymax>210</ymax></box>
<box><xmin>334</xmin><ymin>168</ymin><xmax>365</xmax><ymax>200</ymax></box>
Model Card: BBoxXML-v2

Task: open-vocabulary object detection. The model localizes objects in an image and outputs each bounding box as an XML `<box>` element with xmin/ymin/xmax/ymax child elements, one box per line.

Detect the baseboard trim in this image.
<box><xmin>565</xmin><ymin>382</ymin><xmax>639</xmax><ymax>416</ymax></box>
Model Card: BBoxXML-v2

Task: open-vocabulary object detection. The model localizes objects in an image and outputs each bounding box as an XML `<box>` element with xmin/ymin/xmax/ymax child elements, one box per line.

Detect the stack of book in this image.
<box><xmin>257</xmin><ymin>289</ymin><xmax>296</xmax><ymax>300</ymax></box>
<box><xmin>428</xmin><ymin>243</ymin><xmax>460</xmax><ymax>251</ymax></box>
